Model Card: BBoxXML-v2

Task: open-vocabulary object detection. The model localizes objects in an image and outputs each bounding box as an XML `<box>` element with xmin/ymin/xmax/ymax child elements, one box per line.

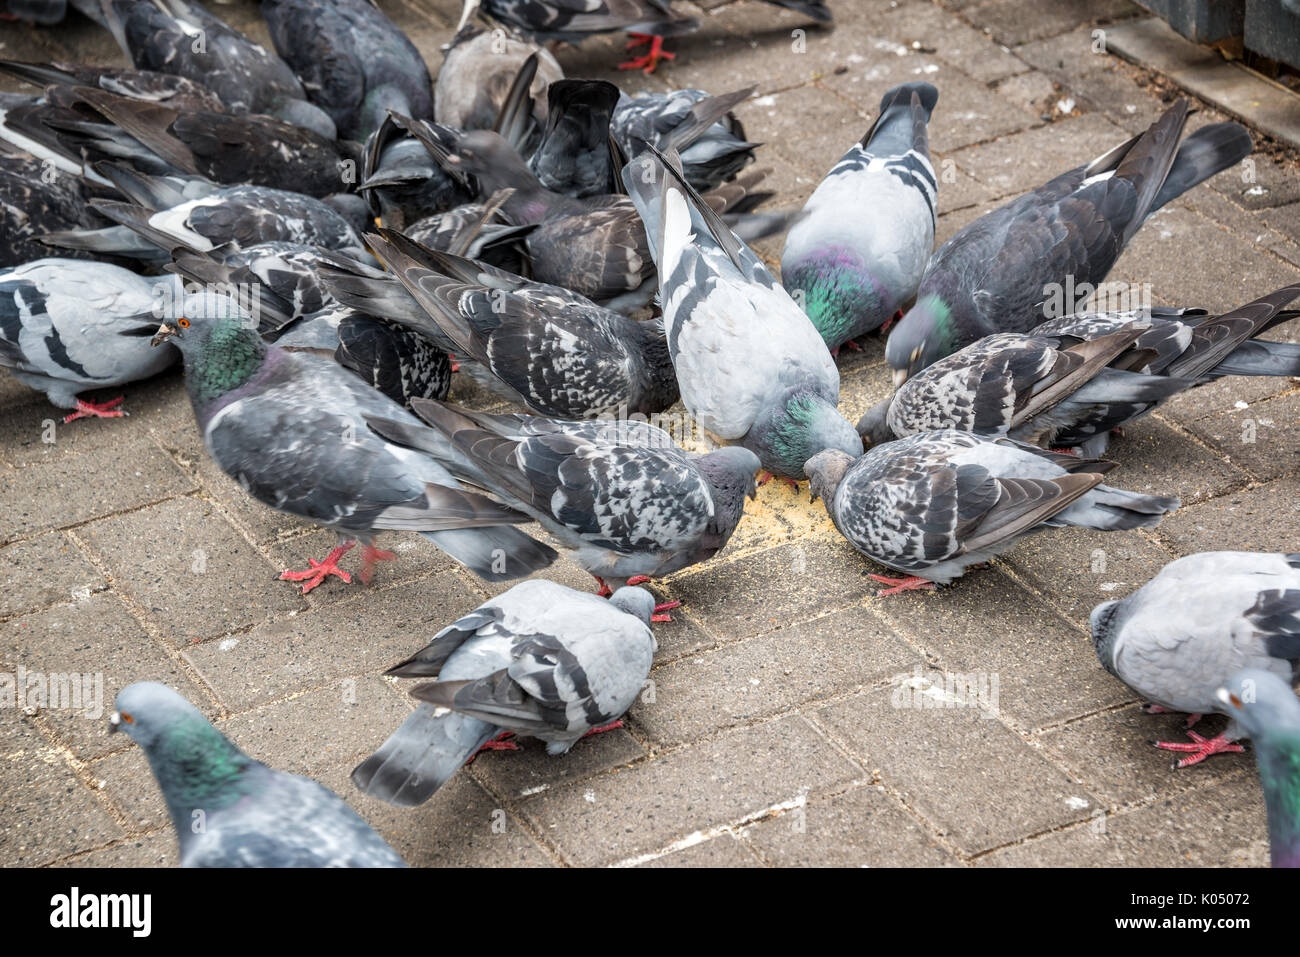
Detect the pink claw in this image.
<box><xmin>869</xmin><ymin>574</ymin><xmax>936</xmax><ymax>597</ymax></box>
<box><xmin>63</xmin><ymin>396</ymin><xmax>126</xmax><ymax>423</ymax></box>
<box><xmin>1153</xmin><ymin>729</ymin><xmax>1245</xmax><ymax>768</ymax></box>
<box><xmin>279</xmin><ymin>541</ymin><xmax>356</xmax><ymax>593</ymax></box>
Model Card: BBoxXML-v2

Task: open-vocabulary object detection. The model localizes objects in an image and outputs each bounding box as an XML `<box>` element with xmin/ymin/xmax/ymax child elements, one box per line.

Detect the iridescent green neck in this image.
<box><xmin>146</xmin><ymin>715</ymin><xmax>255</xmax><ymax>841</ymax></box>
<box><xmin>1259</xmin><ymin>730</ymin><xmax>1300</xmax><ymax>867</ymax></box>
<box><xmin>186</xmin><ymin>319</ymin><xmax>267</xmax><ymax>405</ymax></box>
<box><xmin>787</xmin><ymin>258</ymin><xmax>880</xmax><ymax>344</ymax></box>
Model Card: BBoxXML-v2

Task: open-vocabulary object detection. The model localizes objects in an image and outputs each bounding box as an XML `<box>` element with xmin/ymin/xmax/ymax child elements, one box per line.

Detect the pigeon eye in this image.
<box><xmin>120</xmin><ymin>712</ymin><xmax>134</xmax><ymax>724</ymax></box>
<box><xmin>177</xmin><ymin>318</ymin><xmax>190</xmax><ymax>329</ymax></box>
<box><xmin>1229</xmin><ymin>693</ymin><xmax>1243</xmax><ymax>709</ymax></box>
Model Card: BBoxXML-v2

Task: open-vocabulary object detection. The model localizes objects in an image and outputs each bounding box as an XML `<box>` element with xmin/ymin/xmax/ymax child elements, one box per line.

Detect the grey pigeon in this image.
<box><xmin>367</xmin><ymin>230</ymin><xmax>678</xmax><ymax>418</ymax></box>
<box><xmin>100</xmin><ymin>0</ymin><xmax>337</xmax><ymax>137</ymax></box>
<box><xmin>2</xmin><ymin>0</ymin><xmax>66</xmax><ymax>22</ymax></box>
<box><xmin>612</xmin><ymin>87</ymin><xmax>757</xmax><ymax>192</ymax></box>
<box><xmin>261</xmin><ymin>0</ymin><xmax>434</xmax><ymax>142</ymax></box>
<box><xmin>111</xmin><ymin>681</ymin><xmax>404</xmax><ymax>867</ymax></box>
<box><xmin>1092</xmin><ymin>552</ymin><xmax>1300</xmax><ymax>768</ymax></box>
<box><xmin>151</xmin><ymin>292</ymin><xmax>555</xmax><ymax>592</ymax></box>
<box><xmin>434</xmin><ymin>27</ymin><xmax>562</xmax><ymax>135</ymax></box>
<box><xmin>1217</xmin><ymin>669</ymin><xmax>1300</xmax><ymax>867</ymax></box>
<box><xmin>623</xmin><ymin>147</ymin><xmax>860</xmax><ymax>481</ymax></box>
<box><xmin>863</xmin><ymin>282</ymin><xmax>1300</xmax><ymax>455</ymax></box>
<box><xmin>806</xmin><ymin>429</ymin><xmax>1179</xmax><ymax>595</ymax></box>
<box><xmin>782</xmin><ymin>82</ymin><xmax>938</xmax><ymax>354</ymax></box>
<box><xmin>0</xmin><ymin>258</ymin><xmax>180</xmax><ymax>420</ymax></box>
<box><xmin>366</xmin><ymin>399</ymin><xmax>759</xmax><ymax>598</ymax></box>
<box><xmin>527</xmin><ymin>79</ymin><xmax>624</xmax><ymax>198</ymax></box>
<box><xmin>0</xmin><ymin>154</ymin><xmax>115</xmax><ymax>267</ymax></box>
<box><xmin>0</xmin><ymin>59</ymin><xmax>227</xmax><ymax>114</ymax></box>
<box><xmin>359</xmin><ymin>114</ymin><xmax>472</xmax><ymax>230</ymax></box>
<box><xmin>352</xmin><ymin>580</ymin><xmax>656</xmax><ymax>806</ymax></box>
<box><xmin>887</xmin><ymin>100</ymin><xmax>1254</xmax><ymax>380</ymax></box>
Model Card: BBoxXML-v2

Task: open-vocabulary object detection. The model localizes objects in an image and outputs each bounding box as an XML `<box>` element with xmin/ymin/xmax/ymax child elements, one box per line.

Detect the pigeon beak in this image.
<box><xmin>108</xmin><ymin>711</ymin><xmax>121</xmax><ymax>733</ymax></box>
<box><xmin>453</xmin><ymin>0</ymin><xmax>479</xmax><ymax>36</ymax></box>
<box><xmin>151</xmin><ymin>322</ymin><xmax>181</xmax><ymax>347</ymax></box>
<box><xmin>892</xmin><ymin>367</ymin><xmax>909</xmax><ymax>389</ymax></box>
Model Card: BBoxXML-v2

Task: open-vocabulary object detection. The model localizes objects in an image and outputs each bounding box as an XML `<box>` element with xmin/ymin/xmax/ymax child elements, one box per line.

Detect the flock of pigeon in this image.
<box><xmin>2</xmin><ymin>0</ymin><xmax>1299</xmax><ymax>869</ymax></box>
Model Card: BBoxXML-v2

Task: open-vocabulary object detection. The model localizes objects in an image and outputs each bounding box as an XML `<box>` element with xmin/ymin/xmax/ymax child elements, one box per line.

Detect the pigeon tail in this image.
<box><xmin>1057</xmin><ymin>485</ymin><xmax>1180</xmax><ymax>531</ymax></box>
<box><xmin>861</xmin><ymin>82</ymin><xmax>938</xmax><ymax>156</ymax></box>
<box><xmin>351</xmin><ymin>702</ymin><xmax>496</xmax><ymax>807</ymax></box>
<box><xmin>1152</xmin><ymin>122</ymin><xmax>1253</xmax><ymax>213</ymax></box>
<box><xmin>420</xmin><ymin>525</ymin><xmax>558</xmax><ymax>582</ymax></box>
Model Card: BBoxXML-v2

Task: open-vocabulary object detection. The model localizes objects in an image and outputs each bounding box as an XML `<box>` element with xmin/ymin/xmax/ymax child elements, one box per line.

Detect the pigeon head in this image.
<box><xmin>608</xmin><ymin>585</ymin><xmax>657</xmax><ymax>627</ymax></box>
<box><xmin>1217</xmin><ymin>669</ymin><xmax>1300</xmax><ymax>740</ymax></box>
<box><xmin>804</xmin><ymin>448</ymin><xmax>854</xmax><ymax>506</ymax></box>
<box><xmin>887</xmin><ymin>293</ymin><xmax>958</xmax><ymax>385</ymax></box>
<box><xmin>855</xmin><ymin>396</ymin><xmax>895</xmax><ymax>449</ymax></box>
<box><xmin>152</xmin><ymin>292</ymin><xmax>268</xmax><ymax>405</ymax></box>
<box><xmin>695</xmin><ymin>445</ymin><xmax>761</xmax><ymax>513</ymax></box>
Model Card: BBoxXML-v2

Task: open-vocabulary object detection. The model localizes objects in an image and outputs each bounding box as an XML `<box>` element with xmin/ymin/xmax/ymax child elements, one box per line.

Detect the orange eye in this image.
<box><xmin>177</xmin><ymin>318</ymin><xmax>190</xmax><ymax>328</ymax></box>
<box><xmin>1230</xmin><ymin>693</ymin><xmax>1243</xmax><ymax>708</ymax></box>
<box><xmin>121</xmin><ymin>712</ymin><xmax>134</xmax><ymax>724</ymax></box>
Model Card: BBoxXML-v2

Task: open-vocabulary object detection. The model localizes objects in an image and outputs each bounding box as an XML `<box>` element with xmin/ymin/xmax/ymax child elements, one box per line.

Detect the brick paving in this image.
<box><xmin>1</xmin><ymin>0</ymin><xmax>1298</xmax><ymax>867</ymax></box>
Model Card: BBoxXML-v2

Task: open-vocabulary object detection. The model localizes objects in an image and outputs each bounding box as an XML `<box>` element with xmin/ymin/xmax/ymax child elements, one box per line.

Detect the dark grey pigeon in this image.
<box><xmin>359</xmin><ymin>114</ymin><xmax>472</xmax><ymax>230</ymax></box>
<box><xmin>1217</xmin><ymin>669</ymin><xmax>1300</xmax><ymax>867</ymax></box>
<box><xmin>0</xmin><ymin>258</ymin><xmax>180</xmax><ymax>420</ymax></box>
<box><xmin>434</xmin><ymin>27</ymin><xmax>562</xmax><ymax>135</ymax></box>
<box><xmin>887</xmin><ymin>100</ymin><xmax>1254</xmax><ymax>380</ymax></box>
<box><xmin>261</xmin><ymin>0</ymin><xmax>434</xmax><ymax>142</ymax></box>
<box><xmin>151</xmin><ymin>291</ymin><xmax>555</xmax><ymax>592</ymax></box>
<box><xmin>111</xmin><ymin>681</ymin><xmax>404</xmax><ymax>867</ymax></box>
<box><xmin>0</xmin><ymin>155</ymin><xmax>115</xmax><ymax>267</ymax></box>
<box><xmin>367</xmin><ymin>230</ymin><xmax>678</xmax><ymax>419</ymax></box>
<box><xmin>100</xmin><ymin>0</ymin><xmax>336</xmax><ymax>137</ymax></box>
<box><xmin>527</xmin><ymin>79</ymin><xmax>623</xmax><ymax>198</ymax></box>
<box><xmin>623</xmin><ymin>147</ymin><xmax>860</xmax><ymax>481</ymax></box>
<box><xmin>352</xmin><ymin>580</ymin><xmax>656</xmax><ymax>806</ymax></box>
<box><xmin>865</xmin><ymin>282</ymin><xmax>1300</xmax><ymax>455</ymax></box>
<box><xmin>3</xmin><ymin>0</ymin><xmax>66</xmax><ymax>23</ymax></box>
<box><xmin>782</xmin><ymin>82</ymin><xmax>939</xmax><ymax>354</ymax></box>
<box><xmin>612</xmin><ymin>87</ymin><xmax>757</xmax><ymax>192</ymax></box>
<box><xmin>0</xmin><ymin>59</ymin><xmax>227</xmax><ymax>114</ymax></box>
<box><xmin>1092</xmin><ymin>552</ymin><xmax>1300</xmax><ymax>768</ymax></box>
<box><xmin>805</xmin><ymin>429</ymin><xmax>1179</xmax><ymax>595</ymax></box>
<box><xmin>365</xmin><ymin>399</ymin><xmax>759</xmax><ymax>597</ymax></box>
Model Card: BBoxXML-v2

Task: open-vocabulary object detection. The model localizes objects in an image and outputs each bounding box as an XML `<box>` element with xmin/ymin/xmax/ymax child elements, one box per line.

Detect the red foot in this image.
<box><xmin>279</xmin><ymin>540</ymin><xmax>356</xmax><ymax>593</ymax></box>
<box><xmin>756</xmin><ymin>470</ymin><xmax>801</xmax><ymax>491</ymax></box>
<box><xmin>358</xmin><ymin>544</ymin><xmax>397</xmax><ymax>585</ymax></box>
<box><xmin>466</xmin><ymin>730</ymin><xmax>519</xmax><ymax>764</ymax></box>
<box><xmin>880</xmin><ymin>309</ymin><xmax>904</xmax><ymax>335</ymax></box>
<box><xmin>581</xmin><ymin>719</ymin><xmax>624</xmax><ymax>738</ymax></box>
<box><xmin>592</xmin><ymin>575</ymin><xmax>614</xmax><ymax>598</ymax></box>
<box><xmin>1154</xmin><ymin>729</ymin><xmax>1245</xmax><ymax>768</ymax></box>
<box><xmin>1049</xmin><ymin>446</ymin><xmax>1081</xmax><ymax>456</ymax></box>
<box><xmin>651</xmin><ymin>599</ymin><xmax>681</xmax><ymax>623</ymax></box>
<box><xmin>619</xmin><ymin>33</ymin><xmax>675</xmax><ymax>73</ymax></box>
<box><xmin>63</xmin><ymin>396</ymin><xmax>126</xmax><ymax>423</ymax></box>
<box><xmin>625</xmin><ymin>575</ymin><xmax>652</xmax><ymax>587</ymax></box>
<box><xmin>869</xmin><ymin>573</ymin><xmax>936</xmax><ymax>597</ymax></box>
<box><xmin>448</xmin><ymin>352</ymin><xmax>460</xmax><ymax>374</ymax></box>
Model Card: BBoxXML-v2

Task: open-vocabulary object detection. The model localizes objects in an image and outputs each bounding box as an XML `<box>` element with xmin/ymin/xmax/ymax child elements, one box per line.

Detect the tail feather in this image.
<box><xmin>1113</xmin><ymin>99</ymin><xmax>1188</xmax><ymax>246</ymax></box>
<box><xmin>1211</xmin><ymin>339</ymin><xmax>1300</xmax><ymax>378</ymax></box>
<box><xmin>1152</xmin><ymin>121</ymin><xmax>1253</xmax><ymax>212</ymax></box>
<box><xmin>1067</xmin><ymin>366</ymin><xmax>1197</xmax><ymax>404</ymax></box>
<box><xmin>351</xmin><ymin>703</ymin><xmax>495</xmax><ymax>807</ymax></box>
<box><xmin>862</xmin><ymin>82</ymin><xmax>938</xmax><ymax>156</ymax></box>
<box><xmin>420</xmin><ymin>525</ymin><xmax>557</xmax><ymax>582</ymax></box>
<box><xmin>1059</xmin><ymin>485</ymin><xmax>1180</xmax><ymax>530</ymax></box>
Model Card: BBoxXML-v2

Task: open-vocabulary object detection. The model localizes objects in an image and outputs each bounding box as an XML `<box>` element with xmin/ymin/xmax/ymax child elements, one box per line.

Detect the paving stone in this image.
<box><xmin>814</xmin><ymin>684</ymin><xmax>1103</xmax><ymax>854</ymax></box>
<box><xmin>1261</xmin><ymin>203</ymin><xmax>1300</xmax><ymax>247</ymax></box>
<box><xmin>968</xmin><ymin>0</ymin><xmax>1141</xmax><ymax>47</ymax></box>
<box><xmin>77</xmin><ymin>496</ymin><xmax>305</xmax><ymax>644</ymax></box>
<box><xmin>948</xmin><ymin>112</ymin><xmax>1128</xmax><ymax>198</ymax></box>
<box><xmin>632</xmin><ymin>607</ymin><xmax>917</xmax><ymax>747</ymax></box>
<box><xmin>468</xmin><ymin>726</ymin><xmax>649</xmax><ymax>802</ymax></box>
<box><xmin>0</xmin><ymin>592</ymin><xmax>207</xmax><ymax>759</ymax></box>
<box><xmin>1209</xmin><ymin>152</ymin><xmax>1300</xmax><ymax>212</ymax></box>
<box><xmin>1159</xmin><ymin>372</ymin><xmax>1296</xmax><ymax>427</ymax></box>
<box><xmin>1184</xmin><ymin>390</ymin><xmax>1300</xmax><ymax>482</ymax></box>
<box><xmin>744</xmin><ymin>784</ymin><xmax>959</xmax><ymax>865</ymax></box>
<box><xmin>739</xmin><ymin>84</ymin><xmax>871</xmax><ymax>181</ymax></box>
<box><xmin>90</xmin><ymin>745</ymin><xmax>168</xmax><ymax>835</ymax></box>
<box><xmin>1155</xmin><ymin>476</ymin><xmax>1300</xmax><ymax>555</ymax></box>
<box><xmin>879</xmin><ymin>0</ymin><xmax>1029</xmax><ymax>83</ymax></box>
<box><xmin>51</xmin><ymin>831</ymin><xmax>177</xmax><ymax>868</ymax></box>
<box><xmin>1015</xmin><ymin>24</ymin><xmax>1124</xmax><ymax>81</ymax></box>
<box><xmin>981</xmin><ymin>773</ymin><xmax>1269</xmax><ymax>866</ymax></box>
<box><xmin>1101</xmin><ymin>415</ymin><xmax>1248</xmax><ymax>504</ymax></box>
<box><xmin>869</xmin><ymin>570</ymin><xmax>1133</xmax><ymax>728</ymax></box>
<box><xmin>0</xmin><ymin>533</ymin><xmax>105</xmax><ymax>620</ymax></box>
<box><xmin>636</xmin><ymin>832</ymin><xmax>763</xmax><ymax>867</ymax></box>
<box><xmin>994</xmin><ymin>69</ymin><xmax>1061</xmax><ymax>114</ymax></box>
<box><xmin>517</xmin><ymin>716</ymin><xmax>860</xmax><ymax>866</ymax></box>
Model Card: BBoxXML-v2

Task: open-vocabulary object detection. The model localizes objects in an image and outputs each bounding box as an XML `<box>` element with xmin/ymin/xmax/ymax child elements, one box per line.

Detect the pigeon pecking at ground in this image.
<box><xmin>352</xmin><ymin>580</ymin><xmax>657</xmax><ymax>807</ymax></box>
<box><xmin>886</xmin><ymin>99</ymin><xmax>1254</xmax><ymax>381</ymax></box>
<box><xmin>861</xmin><ymin>283</ymin><xmax>1300</xmax><ymax>455</ymax></box>
<box><xmin>1218</xmin><ymin>669</ymin><xmax>1300</xmax><ymax>867</ymax></box>
<box><xmin>435</xmin><ymin>27</ymin><xmax>563</xmax><ymax>136</ymax></box>
<box><xmin>806</xmin><ymin>429</ymin><xmax>1179</xmax><ymax>595</ymax></box>
<box><xmin>624</xmin><ymin>147</ymin><xmax>861</xmax><ymax>482</ymax></box>
<box><xmin>111</xmin><ymin>682</ymin><xmax>405</xmax><ymax>867</ymax></box>
<box><xmin>782</xmin><ymin>82</ymin><xmax>939</xmax><ymax>355</ymax></box>
<box><xmin>1091</xmin><ymin>551</ymin><xmax>1300</xmax><ymax>768</ymax></box>
<box><xmin>151</xmin><ymin>290</ymin><xmax>556</xmax><ymax>592</ymax></box>
<box><xmin>365</xmin><ymin>398</ymin><xmax>758</xmax><ymax>611</ymax></box>
<box><xmin>0</xmin><ymin>258</ymin><xmax>181</xmax><ymax>421</ymax></box>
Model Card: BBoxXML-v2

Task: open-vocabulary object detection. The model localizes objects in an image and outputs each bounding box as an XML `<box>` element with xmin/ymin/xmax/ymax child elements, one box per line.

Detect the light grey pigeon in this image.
<box><xmin>1217</xmin><ymin>669</ymin><xmax>1300</xmax><ymax>867</ymax></box>
<box><xmin>352</xmin><ymin>580</ymin><xmax>656</xmax><ymax>806</ymax></box>
<box><xmin>623</xmin><ymin>147</ymin><xmax>861</xmax><ymax>481</ymax></box>
<box><xmin>1092</xmin><ymin>552</ymin><xmax>1300</xmax><ymax>768</ymax></box>
<box><xmin>111</xmin><ymin>682</ymin><xmax>404</xmax><ymax>867</ymax></box>
<box><xmin>364</xmin><ymin>398</ymin><xmax>758</xmax><ymax>605</ymax></box>
<box><xmin>887</xmin><ymin>100</ymin><xmax>1254</xmax><ymax>380</ymax></box>
<box><xmin>434</xmin><ymin>27</ymin><xmax>562</xmax><ymax>135</ymax></box>
<box><xmin>151</xmin><ymin>292</ymin><xmax>556</xmax><ymax>592</ymax></box>
<box><xmin>611</xmin><ymin>87</ymin><xmax>758</xmax><ymax>192</ymax></box>
<box><xmin>805</xmin><ymin>429</ymin><xmax>1179</xmax><ymax>595</ymax></box>
<box><xmin>782</xmin><ymin>82</ymin><xmax>938</xmax><ymax>355</ymax></box>
<box><xmin>0</xmin><ymin>258</ymin><xmax>180</xmax><ymax>420</ymax></box>
<box><xmin>861</xmin><ymin>282</ymin><xmax>1300</xmax><ymax>455</ymax></box>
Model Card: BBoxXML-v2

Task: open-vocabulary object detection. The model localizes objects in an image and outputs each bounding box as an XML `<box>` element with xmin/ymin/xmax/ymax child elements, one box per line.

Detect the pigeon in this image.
<box><xmin>365</xmin><ymin>399</ymin><xmax>759</xmax><ymax>600</ymax></box>
<box><xmin>0</xmin><ymin>59</ymin><xmax>228</xmax><ymax>114</ymax></box>
<box><xmin>0</xmin><ymin>258</ymin><xmax>181</xmax><ymax>421</ymax></box>
<box><xmin>366</xmin><ymin>230</ymin><xmax>679</xmax><ymax>419</ymax></box>
<box><xmin>359</xmin><ymin>114</ymin><xmax>473</xmax><ymax>229</ymax></box>
<box><xmin>527</xmin><ymin>79</ymin><xmax>624</xmax><ymax>198</ymax></box>
<box><xmin>351</xmin><ymin>580</ymin><xmax>656</xmax><ymax>806</ymax></box>
<box><xmin>611</xmin><ymin>87</ymin><xmax>758</xmax><ymax>192</ymax></box>
<box><xmin>887</xmin><ymin>100</ymin><xmax>1254</xmax><ymax>380</ymax></box>
<box><xmin>101</xmin><ymin>0</ymin><xmax>337</xmax><ymax>137</ymax></box>
<box><xmin>782</xmin><ymin>82</ymin><xmax>939</xmax><ymax>354</ymax></box>
<box><xmin>403</xmin><ymin>201</ymin><xmax>535</xmax><ymax>273</ymax></box>
<box><xmin>862</xmin><ymin>282</ymin><xmax>1300</xmax><ymax>455</ymax></box>
<box><xmin>806</xmin><ymin>429</ymin><xmax>1180</xmax><ymax>595</ymax></box>
<box><xmin>2</xmin><ymin>0</ymin><xmax>65</xmax><ymax>22</ymax></box>
<box><xmin>110</xmin><ymin>681</ymin><xmax>405</xmax><ymax>867</ymax></box>
<box><xmin>623</xmin><ymin>147</ymin><xmax>860</xmax><ymax>481</ymax></box>
<box><xmin>1218</xmin><ymin>669</ymin><xmax>1300</xmax><ymax>867</ymax></box>
<box><xmin>0</xmin><ymin>154</ymin><xmax>115</xmax><ymax>267</ymax></box>
<box><xmin>434</xmin><ymin>28</ymin><xmax>562</xmax><ymax>135</ymax></box>
<box><xmin>261</xmin><ymin>0</ymin><xmax>434</xmax><ymax>142</ymax></box>
<box><xmin>1091</xmin><ymin>551</ymin><xmax>1300</xmax><ymax>768</ymax></box>
<box><xmin>151</xmin><ymin>292</ymin><xmax>556</xmax><ymax>592</ymax></box>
